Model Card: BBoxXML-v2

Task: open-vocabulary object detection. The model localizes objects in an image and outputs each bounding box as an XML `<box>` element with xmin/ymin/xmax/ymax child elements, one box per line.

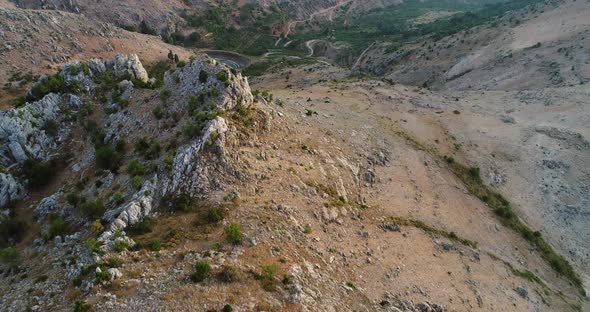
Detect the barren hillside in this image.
<box><xmin>0</xmin><ymin>0</ymin><xmax>588</xmax><ymax>311</ymax></box>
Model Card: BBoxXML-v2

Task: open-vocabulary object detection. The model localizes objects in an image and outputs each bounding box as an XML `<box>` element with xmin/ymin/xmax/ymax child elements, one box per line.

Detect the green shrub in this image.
<box><xmin>282</xmin><ymin>274</ymin><xmax>293</xmax><ymax>285</ymax></box>
<box><xmin>148</xmin><ymin>240</ymin><xmax>161</xmax><ymax>252</ymax></box>
<box><xmin>85</xmin><ymin>238</ymin><xmax>105</xmax><ymax>255</ymax></box>
<box><xmin>160</xmin><ymin>89</ymin><xmax>171</xmax><ymax>103</ymax></box>
<box><xmin>205</xmin><ymin>206</ymin><xmax>224</xmax><ymax>223</ymax></box>
<box><xmin>224</xmin><ymin>223</ymin><xmax>242</xmax><ymax>245</ymax></box>
<box><xmin>0</xmin><ymin>217</ymin><xmax>29</xmax><ymax>248</ymax></box>
<box><xmin>66</xmin><ymin>193</ymin><xmax>81</xmax><ymax>207</ymax></box>
<box><xmin>0</xmin><ymin>247</ymin><xmax>20</xmax><ymax>268</ymax></box>
<box><xmin>114</xmin><ymin>240</ymin><xmax>131</xmax><ymax>252</ymax></box>
<box><xmin>152</xmin><ymin>106</ymin><xmax>164</xmax><ymax>119</ymax></box>
<box><xmin>222</xmin><ymin>305</ymin><xmax>233</xmax><ymax>312</ymax></box>
<box><xmin>127</xmin><ymin>159</ymin><xmax>145</xmax><ymax>176</ymax></box>
<box><xmin>74</xmin><ymin>300</ymin><xmax>91</xmax><ymax>312</ymax></box>
<box><xmin>48</xmin><ymin>215</ymin><xmax>70</xmax><ymax>238</ymax></box>
<box><xmin>41</xmin><ymin>119</ymin><xmax>59</xmax><ymax>137</ymax></box>
<box><xmin>95</xmin><ymin>269</ymin><xmax>110</xmax><ymax>283</ymax></box>
<box><xmin>113</xmin><ymin>192</ymin><xmax>124</xmax><ymax>205</ymax></box>
<box><xmin>131</xmin><ymin>176</ymin><xmax>142</xmax><ymax>190</ymax></box>
<box><xmin>216</xmin><ymin>71</ymin><xmax>228</xmax><ymax>82</ymax></box>
<box><xmin>113</xmin><ymin>139</ymin><xmax>126</xmax><ymax>153</ymax></box>
<box><xmin>106</xmin><ymin>256</ymin><xmax>123</xmax><ymax>268</ymax></box>
<box><xmin>128</xmin><ymin>217</ymin><xmax>154</xmax><ymax>235</ymax></box>
<box><xmin>259</xmin><ymin>264</ymin><xmax>278</xmax><ymax>291</ymax></box>
<box><xmin>78</xmin><ymin>198</ymin><xmax>104</xmax><ymax>219</ymax></box>
<box><xmin>23</xmin><ymin>158</ymin><xmax>61</xmax><ymax>189</ymax></box>
<box><xmin>81</xmin><ymin>62</ymin><xmax>90</xmax><ymax>75</ymax></box>
<box><xmin>218</xmin><ymin>265</ymin><xmax>238</xmax><ymax>283</ymax></box>
<box><xmin>11</xmin><ymin>96</ymin><xmax>26</xmax><ymax>108</ymax></box>
<box><xmin>191</xmin><ymin>260</ymin><xmax>211</xmax><ymax>282</ymax></box>
<box><xmin>134</xmin><ymin>137</ymin><xmax>161</xmax><ymax>160</ymax></box>
<box><xmin>95</xmin><ymin>146</ymin><xmax>122</xmax><ymax>171</ymax></box>
<box><xmin>199</xmin><ymin>70</ymin><xmax>209</xmax><ymax>83</ymax></box>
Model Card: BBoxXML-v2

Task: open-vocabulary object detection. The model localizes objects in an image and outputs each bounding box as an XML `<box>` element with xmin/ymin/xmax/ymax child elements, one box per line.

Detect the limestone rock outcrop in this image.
<box><xmin>164</xmin><ymin>55</ymin><xmax>253</xmax><ymax>111</ymax></box>
<box><xmin>0</xmin><ymin>93</ymin><xmax>80</xmax><ymax>165</ymax></box>
<box><xmin>0</xmin><ymin>173</ymin><xmax>23</xmax><ymax>209</ymax></box>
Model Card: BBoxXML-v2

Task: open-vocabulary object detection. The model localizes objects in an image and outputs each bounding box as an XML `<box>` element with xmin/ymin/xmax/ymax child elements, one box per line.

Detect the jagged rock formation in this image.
<box><xmin>163</xmin><ymin>56</ymin><xmax>254</xmax><ymax>111</ymax></box>
<box><xmin>161</xmin><ymin>117</ymin><xmax>231</xmax><ymax>198</ymax></box>
<box><xmin>98</xmin><ymin>57</ymin><xmax>254</xmax><ymax>237</ymax></box>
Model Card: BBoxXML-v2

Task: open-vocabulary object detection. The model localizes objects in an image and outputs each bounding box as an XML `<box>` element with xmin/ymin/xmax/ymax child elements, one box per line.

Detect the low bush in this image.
<box><xmin>95</xmin><ymin>146</ymin><xmax>122</xmax><ymax>172</ymax></box>
<box><xmin>47</xmin><ymin>215</ymin><xmax>71</xmax><ymax>238</ymax></box>
<box><xmin>74</xmin><ymin>300</ymin><xmax>91</xmax><ymax>312</ymax></box>
<box><xmin>90</xmin><ymin>219</ymin><xmax>105</xmax><ymax>234</ymax></box>
<box><xmin>42</xmin><ymin>119</ymin><xmax>59</xmax><ymax>137</ymax></box>
<box><xmin>23</xmin><ymin>158</ymin><xmax>63</xmax><ymax>189</ymax></box>
<box><xmin>224</xmin><ymin>223</ymin><xmax>242</xmax><ymax>245</ymax></box>
<box><xmin>113</xmin><ymin>191</ymin><xmax>124</xmax><ymax>205</ymax></box>
<box><xmin>85</xmin><ymin>238</ymin><xmax>105</xmax><ymax>255</ymax></box>
<box><xmin>259</xmin><ymin>264</ymin><xmax>278</xmax><ymax>291</ymax></box>
<box><xmin>205</xmin><ymin>206</ymin><xmax>224</xmax><ymax>223</ymax></box>
<box><xmin>191</xmin><ymin>260</ymin><xmax>211</xmax><ymax>282</ymax></box>
<box><xmin>218</xmin><ymin>265</ymin><xmax>238</xmax><ymax>283</ymax></box>
<box><xmin>106</xmin><ymin>256</ymin><xmax>123</xmax><ymax>268</ymax></box>
<box><xmin>114</xmin><ymin>240</ymin><xmax>132</xmax><ymax>252</ymax></box>
<box><xmin>131</xmin><ymin>176</ymin><xmax>142</xmax><ymax>190</ymax></box>
<box><xmin>127</xmin><ymin>159</ymin><xmax>145</xmax><ymax>176</ymax></box>
<box><xmin>0</xmin><ymin>247</ymin><xmax>20</xmax><ymax>268</ymax></box>
<box><xmin>0</xmin><ymin>217</ymin><xmax>29</xmax><ymax>248</ymax></box>
<box><xmin>199</xmin><ymin>70</ymin><xmax>209</xmax><ymax>83</ymax></box>
<box><xmin>128</xmin><ymin>217</ymin><xmax>154</xmax><ymax>235</ymax></box>
<box><xmin>134</xmin><ymin>137</ymin><xmax>161</xmax><ymax>160</ymax></box>
<box><xmin>78</xmin><ymin>198</ymin><xmax>104</xmax><ymax>219</ymax></box>
<box><xmin>148</xmin><ymin>240</ymin><xmax>162</xmax><ymax>252</ymax></box>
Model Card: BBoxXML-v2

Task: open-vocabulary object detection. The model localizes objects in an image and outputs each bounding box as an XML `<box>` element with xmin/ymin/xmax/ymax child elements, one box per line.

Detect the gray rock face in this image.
<box><xmin>0</xmin><ymin>93</ymin><xmax>78</xmax><ymax>165</ymax></box>
<box><xmin>109</xmin><ymin>54</ymin><xmax>150</xmax><ymax>84</ymax></box>
<box><xmin>34</xmin><ymin>192</ymin><xmax>62</xmax><ymax>220</ymax></box>
<box><xmin>0</xmin><ymin>173</ymin><xmax>23</xmax><ymax>209</ymax></box>
<box><xmin>164</xmin><ymin>55</ymin><xmax>253</xmax><ymax>111</ymax></box>
<box><xmin>28</xmin><ymin>54</ymin><xmax>150</xmax><ymax>97</ymax></box>
<box><xmin>161</xmin><ymin>117</ymin><xmax>230</xmax><ymax>197</ymax></box>
<box><xmin>100</xmin><ymin>176</ymin><xmax>157</xmax><ymax>241</ymax></box>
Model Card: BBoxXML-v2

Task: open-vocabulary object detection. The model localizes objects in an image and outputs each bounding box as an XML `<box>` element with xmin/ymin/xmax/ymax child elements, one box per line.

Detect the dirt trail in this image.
<box><xmin>351</xmin><ymin>42</ymin><xmax>377</xmax><ymax>69</ymax></box>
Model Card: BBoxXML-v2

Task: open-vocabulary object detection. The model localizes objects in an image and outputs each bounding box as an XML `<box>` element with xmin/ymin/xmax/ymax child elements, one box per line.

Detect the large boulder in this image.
<box><xmin>34</xmin><ymin>192</ymin><xmax>62</xmax><ymax>220</ymax></box>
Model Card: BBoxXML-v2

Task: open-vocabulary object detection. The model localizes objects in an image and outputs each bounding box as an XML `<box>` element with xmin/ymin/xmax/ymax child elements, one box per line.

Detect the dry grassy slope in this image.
<box><xmin>358</xmin><ymin>0</ymin><xmax>590</xmax><ymax>91</ymax></box>
<box><xmin>0</xmin><ymin>6</ymin><xmax>192</xmax><ymax>110</ymax></box>
<box><xmin>250</xmin><ymin>63</ymin><xmax>588</xmax><ymax>310</ymax></box>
